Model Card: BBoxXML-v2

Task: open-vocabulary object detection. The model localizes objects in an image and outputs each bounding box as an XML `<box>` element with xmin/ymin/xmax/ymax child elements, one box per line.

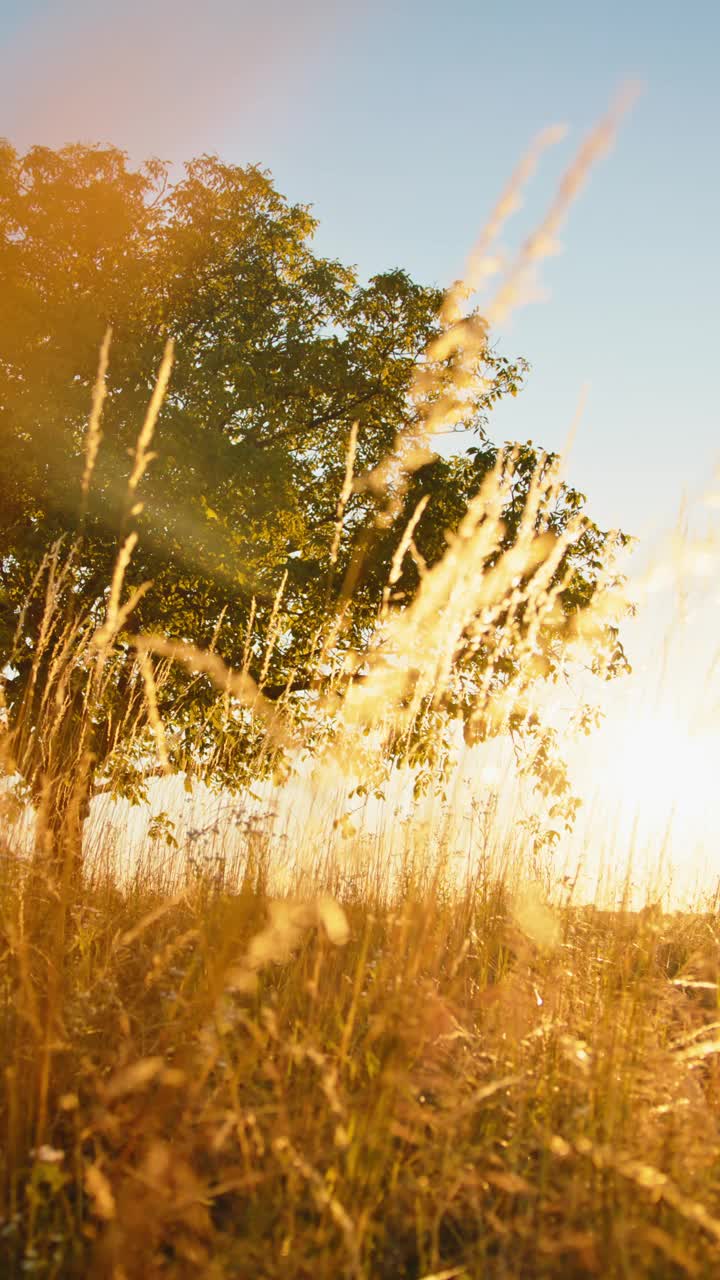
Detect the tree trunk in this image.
<box><xmin>33</xmin><ymin>758</ymin><xmax>95</xmax><ymax>895</ymax></box>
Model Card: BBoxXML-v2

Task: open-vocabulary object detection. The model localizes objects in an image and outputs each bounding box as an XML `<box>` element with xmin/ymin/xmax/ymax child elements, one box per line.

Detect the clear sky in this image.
<box><xmin>1</xmin><ymin>0</ymin><xmax>718</xmax><ymax>539</ymax></box>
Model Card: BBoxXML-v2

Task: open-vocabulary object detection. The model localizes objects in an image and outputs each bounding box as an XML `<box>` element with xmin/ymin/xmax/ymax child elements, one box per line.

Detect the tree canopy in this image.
<box><xmin>0</xmin><ymin>140</ymin><xmax>629</xmax><ymax>858</ymax></box>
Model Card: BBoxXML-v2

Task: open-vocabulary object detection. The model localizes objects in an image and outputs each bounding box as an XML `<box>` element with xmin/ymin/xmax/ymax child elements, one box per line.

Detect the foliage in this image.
<box><xmin>0</xmin><ymin>140</ymin><xmax>628</xmax><ymax>835</ymax></box>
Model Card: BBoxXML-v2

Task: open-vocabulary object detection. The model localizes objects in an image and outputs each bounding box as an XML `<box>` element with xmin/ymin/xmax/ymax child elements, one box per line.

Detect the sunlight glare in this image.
<box><xmin>600</xmin><ymin>707</ymin><xmax>717</xmax><ymax>834</ymax></box>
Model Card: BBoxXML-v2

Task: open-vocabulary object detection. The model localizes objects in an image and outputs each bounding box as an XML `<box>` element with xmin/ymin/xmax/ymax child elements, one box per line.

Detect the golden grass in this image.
<box><xmin>3</xmin><ymin>844</ymin><xmax>720</xmax><ymax>1278</ymax></box>
<box><xmin>4</xmin><ymin>90</ymin><xmax>720</xmax><ymax>1277</ymax></box>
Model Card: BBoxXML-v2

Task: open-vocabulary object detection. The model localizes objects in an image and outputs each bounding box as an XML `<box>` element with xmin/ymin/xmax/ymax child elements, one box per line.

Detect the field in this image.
<box><xmin>2</xmin><ymin>814</ymin><xmax>720</xmax><ymax>1278</ymax></box>
<box><xmin>2</xmin><ymin>97</ymin><xmax>720</xmax><ymax>1279</ymax></box>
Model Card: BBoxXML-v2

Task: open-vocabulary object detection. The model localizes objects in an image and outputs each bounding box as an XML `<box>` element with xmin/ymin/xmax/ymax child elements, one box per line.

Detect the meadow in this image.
<box><xmin>4</xmin><ymin>417</ymin><xmax>720</xmax><ymax>1280</ymax></box>
<box><xmin>3</xmin><ymin>103</ymin><xmax>720</xmax><ymax>1279</ymax></box>
<box><xmin>4</xmin><ymin>796</ymin><xmax>720</xmax><ymax>1278</ymax></box>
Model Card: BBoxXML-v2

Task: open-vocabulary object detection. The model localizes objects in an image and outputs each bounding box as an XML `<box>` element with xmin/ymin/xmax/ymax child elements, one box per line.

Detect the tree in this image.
<box><xmin>0</xmin><ymin>141</ymin><xmax>628</xmax><ymax>873</ymax></box>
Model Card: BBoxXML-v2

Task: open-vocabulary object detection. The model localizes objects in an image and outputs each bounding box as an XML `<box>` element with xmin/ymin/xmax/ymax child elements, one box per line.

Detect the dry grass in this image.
<box><xmin>4</xmin><ymin>94</ymin><xmax>720</xmax><ymax>1277</ymax></box>
<box><xmin>2</xmin><ymin>841</ymin><xmax>720</xmax><ymax>1278</ymax></box>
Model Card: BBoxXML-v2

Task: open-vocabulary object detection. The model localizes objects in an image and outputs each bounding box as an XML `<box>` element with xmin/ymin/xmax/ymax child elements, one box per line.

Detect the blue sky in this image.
<box><xmin>1</xmin><ymin>0</ymin><xmax>718</xmax><ymax>539</ymax></box>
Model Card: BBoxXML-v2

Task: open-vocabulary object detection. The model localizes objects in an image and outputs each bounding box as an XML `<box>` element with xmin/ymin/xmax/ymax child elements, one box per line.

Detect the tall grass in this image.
<box><xmin>4</xmin><ymin>825</ymin><xmax>720</xmax><ymax>1278</ymax></box>
<box><xmin>4</xmin><ymin>95</ymin><xmax>720</xmax><ymax>1278</ymax></box>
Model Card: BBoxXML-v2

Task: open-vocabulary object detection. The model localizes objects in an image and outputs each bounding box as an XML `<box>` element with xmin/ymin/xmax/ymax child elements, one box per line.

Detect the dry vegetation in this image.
<box><xmin>3</xmin><ymin>832</ymin><xmax>720</xmax><ymax>1279</ymax></box>
<box><xmin>4</xmin><ymin>94</ymin><xmax>720</xmax><ymax>1279</ymax></box>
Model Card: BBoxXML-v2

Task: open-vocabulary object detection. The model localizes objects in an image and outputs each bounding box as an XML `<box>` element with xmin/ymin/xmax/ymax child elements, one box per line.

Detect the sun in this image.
<box><xmin>585</xmin><ymin>703</ymin><xmax>719</xmax><ymax>846</ymax></box>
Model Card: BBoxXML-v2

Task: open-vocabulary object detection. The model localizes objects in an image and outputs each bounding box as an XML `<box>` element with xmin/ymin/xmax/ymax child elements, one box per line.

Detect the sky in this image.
<box><xmin>3</xmin><ymin>0</ymin><xmax>720</xmax><ymax>894</ymax></box>
<box><xmin>1</xmin><ymin>0</ymin><xmax>718</xmax><ymax>542</ymax></box>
